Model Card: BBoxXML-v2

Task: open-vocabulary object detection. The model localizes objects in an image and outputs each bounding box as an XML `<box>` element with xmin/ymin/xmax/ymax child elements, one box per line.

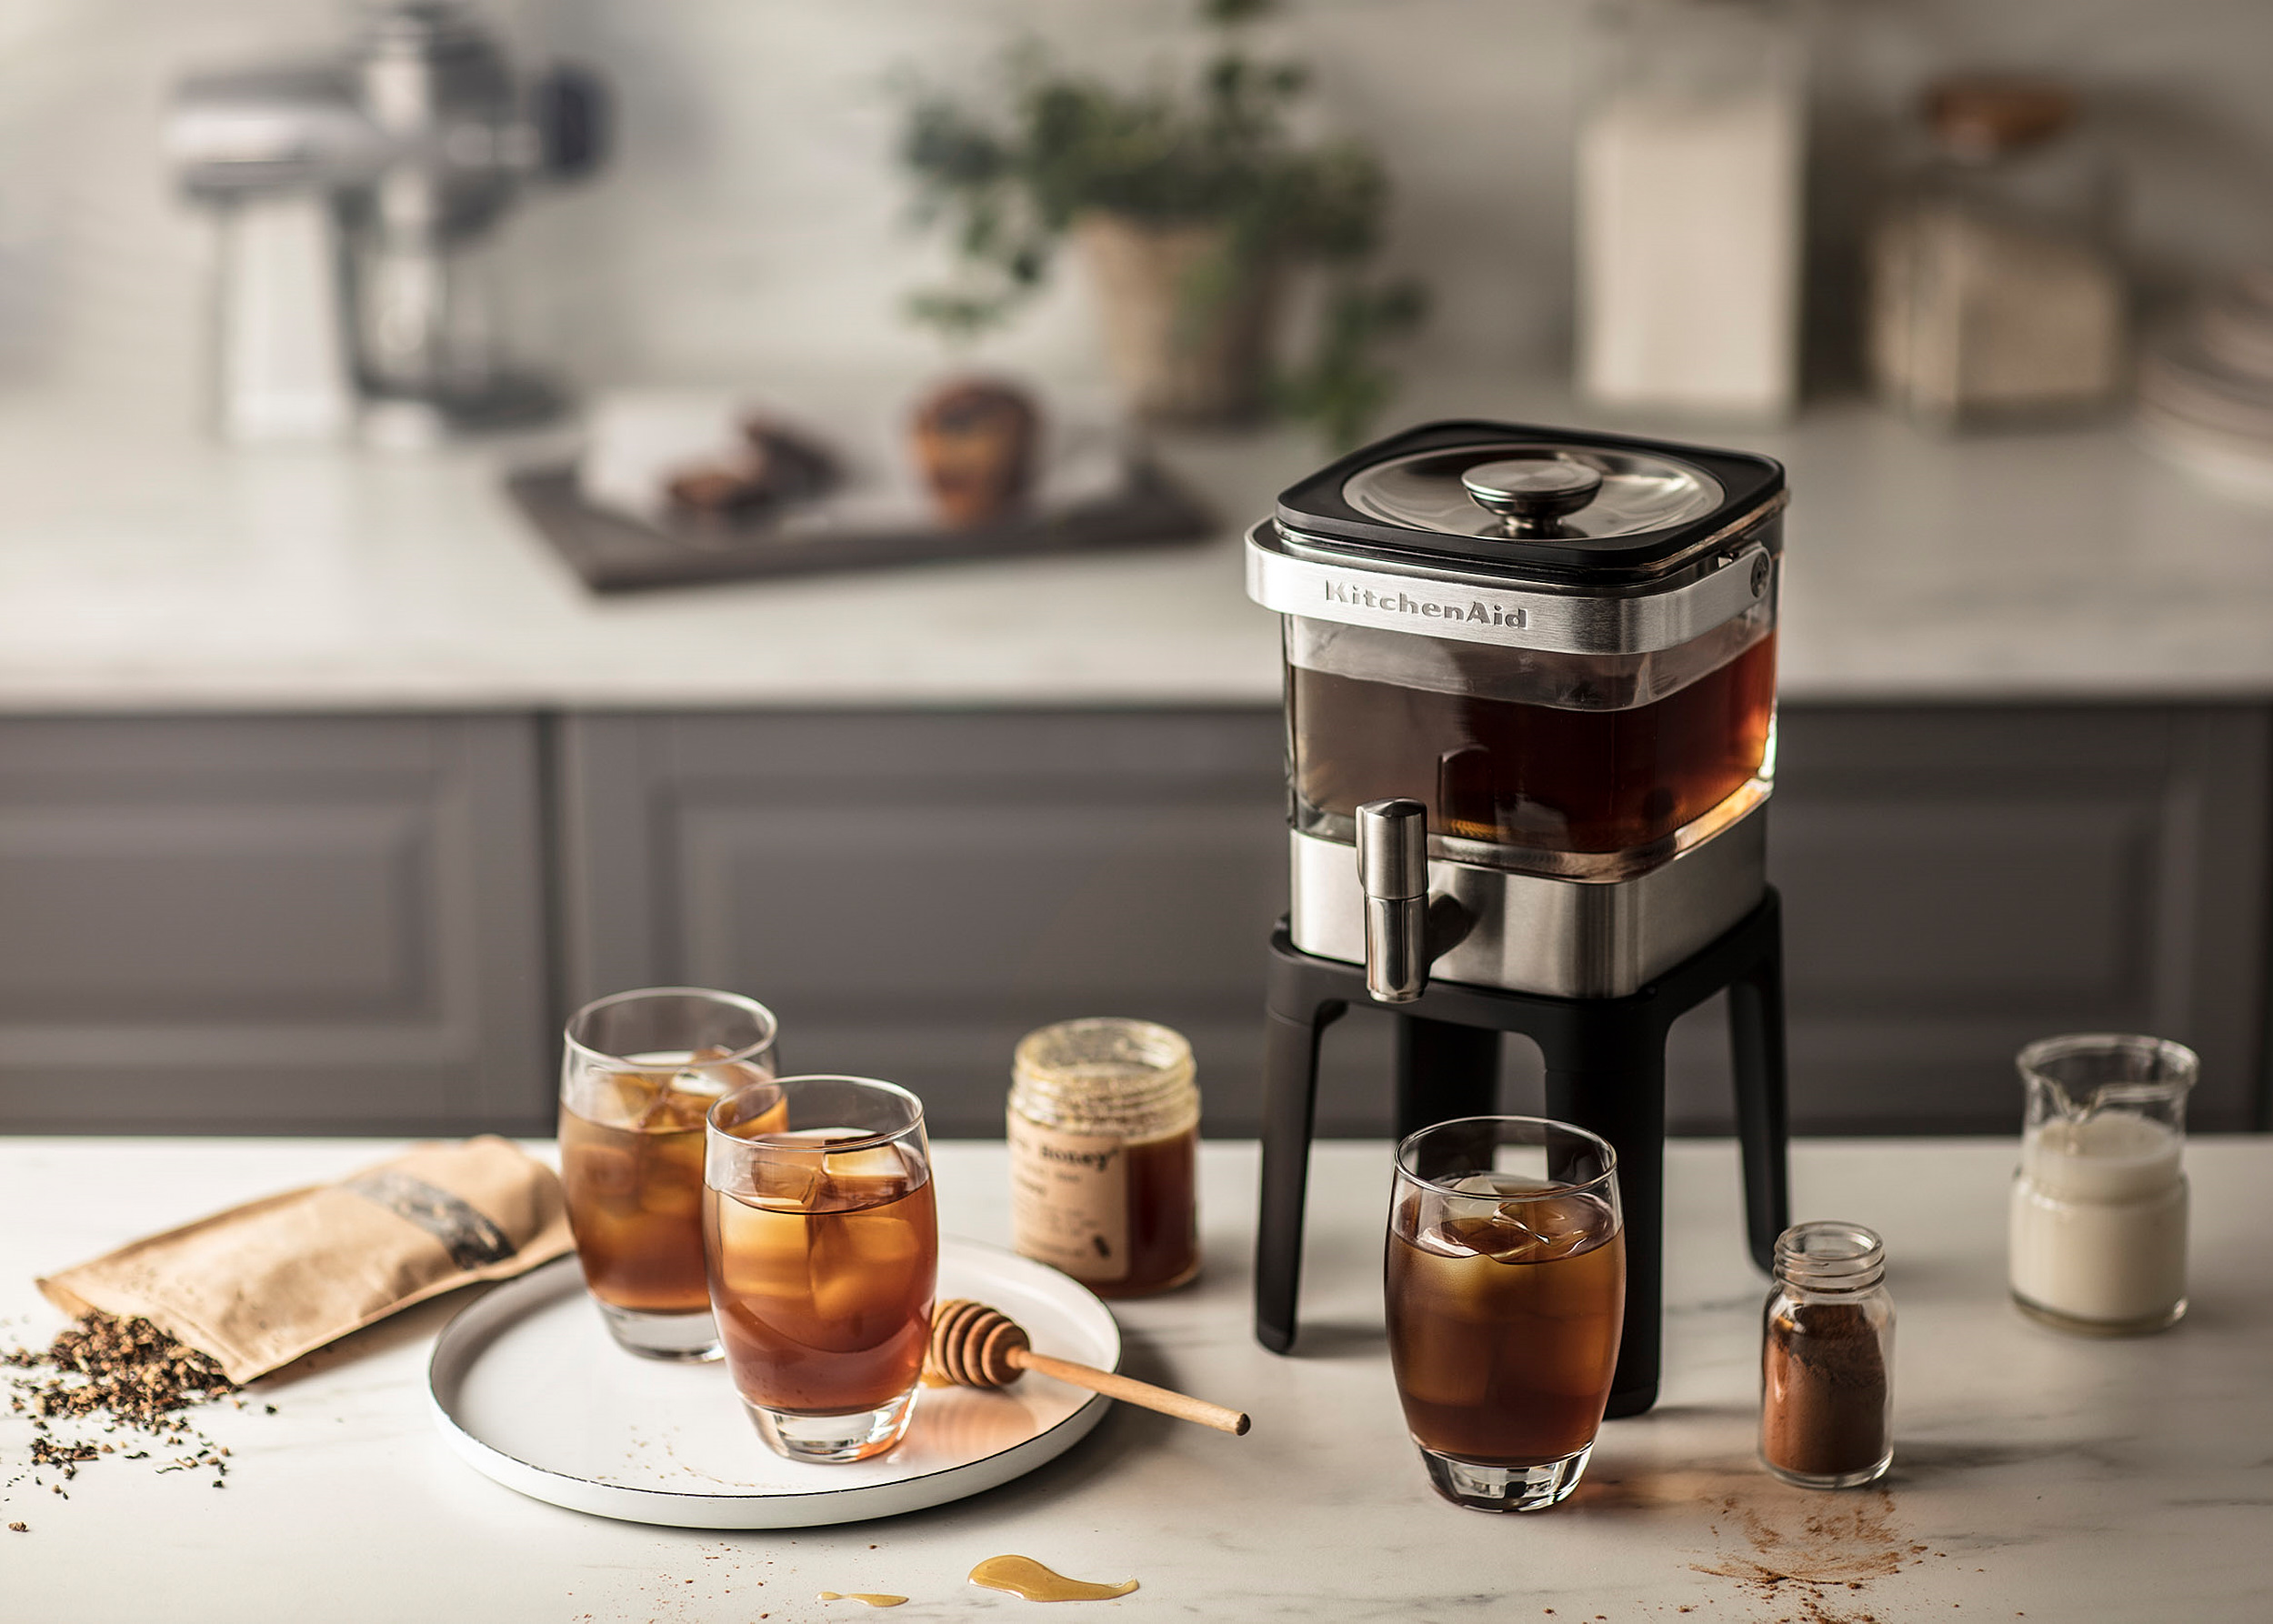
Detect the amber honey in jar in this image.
<box><xmin>1008</xmin><ymin>1018</ymin><xmax>1199</xmax><ymax>1298</ymax></box>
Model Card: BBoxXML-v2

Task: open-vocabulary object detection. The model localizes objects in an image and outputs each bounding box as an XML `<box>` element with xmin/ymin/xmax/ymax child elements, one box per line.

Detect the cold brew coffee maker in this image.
<box><xmin>1247</xmin><ymin>420</ymin><xmax>1792</xmax><ymax>1417</ymax></box>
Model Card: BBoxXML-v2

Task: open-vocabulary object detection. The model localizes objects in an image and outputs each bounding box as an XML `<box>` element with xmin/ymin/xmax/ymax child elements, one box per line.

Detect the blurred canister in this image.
<box><xmin>1868</xmin><ymin>76</ymin><xmax>2126</xmax><ymax>426</ymax></box>
<box><xmin>2008</xmin><ymin>1034</ymin><xmax>2193</xmax><ymax>1335</ymax></box>
<box><xmin>1577</xmin><ymin>0</ymin><xmax>1806</xmax><ymax>419</ymax></box>
<box><xmin>1008</xmin><ymin>1018</ymin><xmax>1200</xmax><ymax>1298</ymax></box>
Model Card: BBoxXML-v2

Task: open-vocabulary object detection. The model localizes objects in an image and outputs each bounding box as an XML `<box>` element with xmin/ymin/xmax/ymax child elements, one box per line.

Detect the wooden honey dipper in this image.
<box><xmin>927</xmin><ymin>1298</ymin><xmax>1250</xmax><ymax>1436</ymax></box>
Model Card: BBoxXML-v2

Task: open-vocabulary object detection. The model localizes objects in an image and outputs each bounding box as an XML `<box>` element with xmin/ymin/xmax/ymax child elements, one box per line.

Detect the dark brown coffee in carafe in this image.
<box><xmin>1292</xmin><ymin>631</ymin><xmax>1776</xmax><ymax>854</ymax></box>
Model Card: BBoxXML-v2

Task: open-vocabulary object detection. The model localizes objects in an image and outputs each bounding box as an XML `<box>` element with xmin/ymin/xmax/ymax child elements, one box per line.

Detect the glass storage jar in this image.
<box><xmin>2008</xmin><ymin>1033</ymin><xmax>2193</xmax><ymax>1336</ymax></box>
<box><xmin>1008</xmin><ymin>1018</ymin><xmax>1200</xmax><ymax>1298</ymax></box>
<box><xmin>1868</xmin><ymin>75</ymin><xmax>2126</xmax><ymax>426</ymax></box>
<box><xmin>1759</xmin><ymin>1221</ymin><xmax>1894</xmax><ymax>1489</ymax></box>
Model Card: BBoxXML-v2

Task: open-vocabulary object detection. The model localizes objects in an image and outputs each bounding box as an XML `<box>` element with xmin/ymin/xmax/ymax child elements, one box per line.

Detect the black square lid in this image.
<box><xmin>1276</xmin><ymin>419</ymin><xmax>1785</xmax><ymax>576</ymax></box>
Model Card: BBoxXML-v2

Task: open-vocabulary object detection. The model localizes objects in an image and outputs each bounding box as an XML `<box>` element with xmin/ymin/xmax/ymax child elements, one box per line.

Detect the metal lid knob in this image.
<box><xmin>1460</xmin><ymin>456</ymin><xmax>1604</xmax><ymax>537</ymax></box>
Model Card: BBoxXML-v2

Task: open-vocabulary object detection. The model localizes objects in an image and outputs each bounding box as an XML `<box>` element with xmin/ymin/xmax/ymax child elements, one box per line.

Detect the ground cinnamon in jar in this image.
<box><xmin>1760</xmin><ymin>1222</ymin><xmax>1894</xmax><ymax>1488</ymax></box>
<box><xmin>1007</xmin><ymin>1018</ymin><xmax>1199</xmax><ymax>1298</ymax></box>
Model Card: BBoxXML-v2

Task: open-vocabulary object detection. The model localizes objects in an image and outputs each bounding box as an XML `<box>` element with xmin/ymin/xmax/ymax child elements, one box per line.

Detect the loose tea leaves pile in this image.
<box><xmin>4</xmin><ymin>1312</ymin><xmax>245</xmax><ymax>1495</ymax></box>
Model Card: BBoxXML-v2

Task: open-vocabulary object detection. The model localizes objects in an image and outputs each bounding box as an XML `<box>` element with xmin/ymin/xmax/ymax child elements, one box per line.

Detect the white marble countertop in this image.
<box><xmin>3</xmin><ymin>1135</ymin><xmax>2268</xmax><ymax>1622</ymax></box>
<box><xmin>4</xmin><ymin>382</ymin><xmax>2273</xmax><ymax>712</ymax></box>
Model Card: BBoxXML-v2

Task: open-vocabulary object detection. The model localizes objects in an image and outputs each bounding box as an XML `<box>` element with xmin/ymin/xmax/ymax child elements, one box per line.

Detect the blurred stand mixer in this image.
<box><xmin>165</xmin><ymin>0</ymin><xmax>606</xmax><ymax>446</ymax></box>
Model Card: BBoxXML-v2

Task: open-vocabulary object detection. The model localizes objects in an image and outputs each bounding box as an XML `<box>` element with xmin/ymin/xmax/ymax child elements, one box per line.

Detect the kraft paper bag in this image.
<box><xmin>37</xmin><ymin>1137</ymin><xmax>574</xmax><ymax>1383</ymax></box>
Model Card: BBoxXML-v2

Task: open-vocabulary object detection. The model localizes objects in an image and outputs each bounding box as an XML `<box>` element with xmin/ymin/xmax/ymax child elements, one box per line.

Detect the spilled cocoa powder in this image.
<box><xmin>4</xmin><ymin>1313</ymin><xmax>249</xmax><ymax>1497</ymax></box>
<box><xmin>1690</xmin><ymin>1489</ymin><xmax>1932</xmax><ymax>1623</ymax></box>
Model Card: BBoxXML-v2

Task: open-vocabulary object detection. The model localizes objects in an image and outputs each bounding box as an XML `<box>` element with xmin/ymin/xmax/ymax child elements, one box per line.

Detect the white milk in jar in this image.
<box><xmin>2008</xmin><ymin>1033</ymin><xmax>2195</xmax><ymax>1336</ymax></box>
<box><xmin>2009</xmin><ymin>1111</ymin><xmax>2187</xmax><ymax>1331</ymax></box>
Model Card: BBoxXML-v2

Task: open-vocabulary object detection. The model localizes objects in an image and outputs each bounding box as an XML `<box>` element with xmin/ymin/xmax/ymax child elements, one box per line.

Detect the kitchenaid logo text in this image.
<box><xmin>1324</xmin><ymin>578</ymin><xmax>1526</xmax><ymax>628</ymax></box>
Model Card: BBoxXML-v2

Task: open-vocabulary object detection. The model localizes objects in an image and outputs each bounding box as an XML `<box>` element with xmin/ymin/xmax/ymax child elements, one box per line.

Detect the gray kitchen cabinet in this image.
<box><xmin>1656</xmin><ymin>705</ymin><xmax>2273</xmax><ymax>1135</ymax></box>
<box><xmin>1</xmin><ymin>703</ymin><xmax>2261</xmax><ymax>1139</ymax></box>
<box><xmin>0</xmin><ymin>715</ymin><xmax>551</xmax><ymax>1134</ymax></box>
<box><xmin>559</xmin><ymin>706</ymin><xmax>2273</xmax><ymax>1139</ymax></box>
<box><xmin>553</xmin><ymin>710</ymin><xmax>1393</xmax><ymax>1138</ymax></box>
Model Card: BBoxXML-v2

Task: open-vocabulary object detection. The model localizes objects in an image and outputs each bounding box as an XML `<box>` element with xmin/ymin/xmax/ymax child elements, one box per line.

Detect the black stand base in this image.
<box><xmin>1255</xmin><ymin>889</ymin><xmax>1790</xmax><ymax>1418</ymax></box>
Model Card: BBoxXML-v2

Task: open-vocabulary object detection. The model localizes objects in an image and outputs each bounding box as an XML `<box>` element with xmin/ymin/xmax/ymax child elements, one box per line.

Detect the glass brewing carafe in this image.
<box><xmin>1252</xmin><ymin>422</ymin><xmax>1787</xmax><ymax>879</ymax></box>
<box><xmin>1287</xmin><ymin>606</ymin><xmax>1776</xmax><ymax>860</ymax></box>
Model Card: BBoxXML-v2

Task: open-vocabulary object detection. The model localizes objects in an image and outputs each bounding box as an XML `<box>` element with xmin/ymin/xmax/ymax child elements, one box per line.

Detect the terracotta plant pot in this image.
<box><xmin>1073</xmin><ymin>214</ymin><xmax>1283</xmax><ymax>425</ymax></box>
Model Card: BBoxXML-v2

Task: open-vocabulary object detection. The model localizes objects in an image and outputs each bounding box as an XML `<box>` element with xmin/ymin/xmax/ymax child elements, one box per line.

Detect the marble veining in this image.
<box><xmin>1</xmin><ymin>1137</ymin><xmax>2268</xmax><ymax>1620</ymax></box>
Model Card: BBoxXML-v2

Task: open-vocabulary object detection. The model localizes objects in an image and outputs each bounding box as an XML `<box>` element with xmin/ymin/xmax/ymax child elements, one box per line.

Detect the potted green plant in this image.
<box><xmin>897</xmin><ymin>0</ymin><xmax>1426</xmax><ymax>446</ymax></box>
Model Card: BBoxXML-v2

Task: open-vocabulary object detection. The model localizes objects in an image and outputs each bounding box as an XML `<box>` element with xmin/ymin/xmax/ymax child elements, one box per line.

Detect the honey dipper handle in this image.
<box><xmin>1006</xmin><ymin>1348</ymin><xmax>1251</xmax><ymax>1436</ymax></box>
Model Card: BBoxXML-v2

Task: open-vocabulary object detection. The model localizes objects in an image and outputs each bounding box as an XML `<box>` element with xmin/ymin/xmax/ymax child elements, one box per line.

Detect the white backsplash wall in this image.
<box><xmin>503</xmin><ymin>0</ymin><xmax>1577</xmax><ymax>396</ymax></box>
<box><xmin>3</xmin><ymin>0</ymin><xmax>2272</xmax><ymax>420</ymax></box>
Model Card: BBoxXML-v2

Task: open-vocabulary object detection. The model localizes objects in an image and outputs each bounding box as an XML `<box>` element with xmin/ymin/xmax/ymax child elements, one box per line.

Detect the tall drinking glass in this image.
<box><xmin>559</xmin><ymin>987</ymin><xmax>779</xmax><ymax>1360</ymax></box>
<box><xmin>1387</xmin><ymin>1116</ymin><xmax>1626</xmax><ymax>1511</ymax></box>
<box><xmin>705</xmin><ymin>1076</ymin><xmax>938</xmax><ymax>1464</ymax></box>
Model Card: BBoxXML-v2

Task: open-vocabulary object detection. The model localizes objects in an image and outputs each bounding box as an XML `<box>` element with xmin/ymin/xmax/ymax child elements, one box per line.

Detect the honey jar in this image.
<box><xmin>1007</xmin><ymin>1018</ymin><xmax>1200</xmax><ymax>1298</ymax></box>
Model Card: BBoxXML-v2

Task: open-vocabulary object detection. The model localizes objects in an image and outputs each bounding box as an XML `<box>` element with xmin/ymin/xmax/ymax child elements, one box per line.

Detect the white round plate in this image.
<box><xmin>426</xmin><ymin>1238</ymin><xmax>1118</xmax><ymax>1529</ymax></box>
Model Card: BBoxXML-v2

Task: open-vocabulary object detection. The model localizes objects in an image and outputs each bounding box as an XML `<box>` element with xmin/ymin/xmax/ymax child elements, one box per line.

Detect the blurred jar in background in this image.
<box><xmin>1868</xmin><ymin>77</ymin><xmax>2127</xmax><ymax>428</ymax></box>
<box><xmin>1577</xmin><ymin>0</ymin><xmax>1807</xmax><ymax>422</ymax></box>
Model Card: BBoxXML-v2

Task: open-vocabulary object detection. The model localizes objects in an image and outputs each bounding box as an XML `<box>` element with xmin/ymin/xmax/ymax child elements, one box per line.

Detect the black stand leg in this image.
<box><xmin>1257</xmin><ymin>996</ymin><xmax>1342</xmax><ymax>1354</ymax></box>
<box><xmin>1395</xmin><ymin>1018</ymin><xmax>1499</xmax><ymax>1141</ymax></box>
<box><xmin>1727</xmin><ymin>895</ymin><xmax>1791</xmax><ymax>1274</ymax></box>
<box><xmin>1253</xmin><ymin>893</ymin><xmax>1787</xmax><ymax>1417</ymax></box>
<box><xmin>1542</xmin><ymin>1016</ymin><xmax>1666</xmax><ymax>1419</ymax></box>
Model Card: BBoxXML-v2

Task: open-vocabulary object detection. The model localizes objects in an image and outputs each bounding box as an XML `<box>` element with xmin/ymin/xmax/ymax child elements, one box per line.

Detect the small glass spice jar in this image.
<box><xmin>1760</xmin><ymin>1221</ymin><xmax>1894</xmax><ymax>1489</ymax></box>
<box><xmin>1008</xmin><ymin>1018</ymin><xmax>1200</xmax><ymax>1298</ymax></box>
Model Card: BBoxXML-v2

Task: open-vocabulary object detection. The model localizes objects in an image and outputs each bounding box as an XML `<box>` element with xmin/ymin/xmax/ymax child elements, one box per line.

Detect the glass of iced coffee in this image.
<box><xmin>704</xmin><ymin>1075</ymin><xmax>937</xmax><ymax>1464</ymax></box>
<box><xmin>1387</xmin><ymin>1116</ymin><xmax>1625</xmax><ymax>1511</ymax></box>
<box><xmin>559</xmin><ymin>987</ymin><xmax>780</xmax><ymax>1360</ymax></box>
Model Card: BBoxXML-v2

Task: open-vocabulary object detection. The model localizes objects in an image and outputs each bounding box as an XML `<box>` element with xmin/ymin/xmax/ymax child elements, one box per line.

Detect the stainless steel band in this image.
<box><xmin>1287</xmin><ymin>800</ymin><xmax>1769</xmax><ymax>1001</ymax></box>
<box><xmin>1245</xmin><ymin>500</ymin><xmax>1783</xmax><ymax>657</ymax></box>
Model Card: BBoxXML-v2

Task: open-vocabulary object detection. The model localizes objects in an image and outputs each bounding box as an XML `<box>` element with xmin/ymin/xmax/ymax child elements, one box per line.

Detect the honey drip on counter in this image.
<box><xmin>816</xmin><ymin>1593</ymin><xmax>907</xmax><ymax>1608</ymax></box>
<box><xmin>967</xmin><ymin>1555</ymin><xmax>1139</xmax><ymax>1602</ymax></box>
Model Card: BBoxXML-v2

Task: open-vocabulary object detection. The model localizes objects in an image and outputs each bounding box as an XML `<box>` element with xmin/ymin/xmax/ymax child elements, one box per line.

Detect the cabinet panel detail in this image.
<box><xmin>1771</xmin><ymin>798</ymin><xmax>2152</xmax><ymax>1011</ymax></box>
<box><xmin>0</xmin><ymin>804</ymin><xmax>426</xmax><ymax>1020</ymax></box>
<box><xmin>1665</xmin><ymin>706</ymin><xmax>2271</xmax><ymax>1133</ymax></box>
<box><xmin>0</xmin><ymin>716</ymin><xmax>549</xmax><ymax>1134</ymax></box>
<box><xmin>554</xmin><ymin>704</ymin><xmax>2270</xmax><ymax>1138</ymax></box>
<box><xmin>559</xmin><ymin>711</ymin><xmax>1335</xmax><ymax>1137</ymax></box>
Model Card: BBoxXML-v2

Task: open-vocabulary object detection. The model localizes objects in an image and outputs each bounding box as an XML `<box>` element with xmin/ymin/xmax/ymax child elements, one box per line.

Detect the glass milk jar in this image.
<box><xmin>2008</xmin><ymin>1034</ymin><xmax>2194</xmax><ymax>1335</ymax></box>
